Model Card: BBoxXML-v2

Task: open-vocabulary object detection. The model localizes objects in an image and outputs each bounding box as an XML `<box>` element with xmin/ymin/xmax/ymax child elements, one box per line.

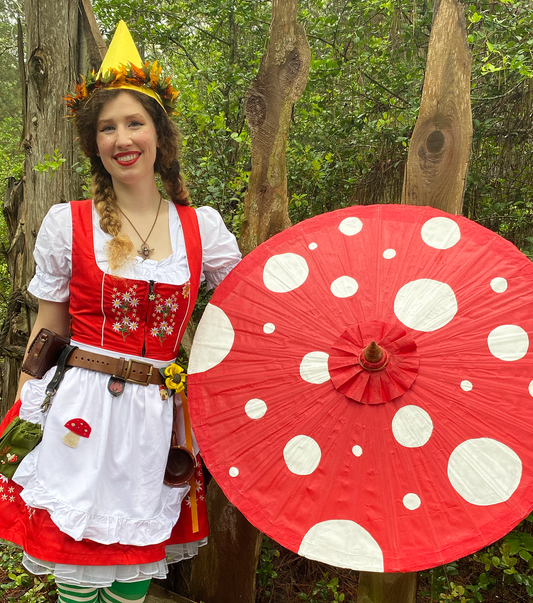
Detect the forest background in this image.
<box><xmin>1</xmin><ymin>0</ymin><xmax>533</xmax><ymax>602</ymax></box>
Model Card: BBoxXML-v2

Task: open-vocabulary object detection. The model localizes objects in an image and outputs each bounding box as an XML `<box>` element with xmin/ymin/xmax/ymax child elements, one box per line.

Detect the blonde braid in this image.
<box><xmin>92</xmin><ymin>160</ymin><xmax>135</xmax><ymax>272</ymax></box>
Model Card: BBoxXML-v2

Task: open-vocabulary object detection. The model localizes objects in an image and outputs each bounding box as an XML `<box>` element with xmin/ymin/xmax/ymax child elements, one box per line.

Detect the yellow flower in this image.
<box><xmin>164</xmin><ymin>363</ymin><xmax>187</xmax><ymax>392</ymax></box>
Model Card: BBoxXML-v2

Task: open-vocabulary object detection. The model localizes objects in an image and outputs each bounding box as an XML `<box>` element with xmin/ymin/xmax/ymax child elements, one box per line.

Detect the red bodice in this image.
<box><xmin>69</xmin><ymin>200</ymin><xmax>202</xmax><ymax>360</ymax></box>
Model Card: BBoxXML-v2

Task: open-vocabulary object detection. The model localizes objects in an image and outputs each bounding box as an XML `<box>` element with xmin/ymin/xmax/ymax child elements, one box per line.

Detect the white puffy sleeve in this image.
<box><xmin>27</xmin><ymin>203</ymin><xmax>72</xmax><ymax>302</ymax></box>
<box><xmin>196</xmin><ymin>206</ymin><xmax>241</xmax><ymax>290</ymax></box>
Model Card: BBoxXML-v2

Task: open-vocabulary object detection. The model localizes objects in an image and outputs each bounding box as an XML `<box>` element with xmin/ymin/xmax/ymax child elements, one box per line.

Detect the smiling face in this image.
<box><xmin>96</xmin><ymin>92</ymin><xmax>159</xmax><ymax>188</ymax></box>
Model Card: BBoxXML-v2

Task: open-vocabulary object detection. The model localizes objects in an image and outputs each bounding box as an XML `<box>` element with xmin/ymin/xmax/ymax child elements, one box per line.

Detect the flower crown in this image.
<box><xmin>65</xmin><ymin>60</ymin><xmax>179</xmax><ymax>117</ymax></box>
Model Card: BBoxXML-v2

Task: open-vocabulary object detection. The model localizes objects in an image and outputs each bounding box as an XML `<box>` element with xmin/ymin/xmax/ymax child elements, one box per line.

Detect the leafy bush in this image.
<box><xmin>0</xmin><ymin>543</ymin><xmax>57</xmax><ymax>602</ymax></box>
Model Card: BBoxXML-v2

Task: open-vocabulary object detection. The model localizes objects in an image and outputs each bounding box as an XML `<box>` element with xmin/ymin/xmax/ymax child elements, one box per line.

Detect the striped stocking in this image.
<box><xmin>56</xmin><ymin>584</ymin><xmax>99</xmax><ymax>603</ymax></box>
<box><xmin>56</xmin><ymin>580</ymin><xmax>151</xmax><ymax>603</ymax></box>
<box><xmin>99</xmin><ymin>580</ymin><xmax>152</xmax><ymax>603</ymax></box>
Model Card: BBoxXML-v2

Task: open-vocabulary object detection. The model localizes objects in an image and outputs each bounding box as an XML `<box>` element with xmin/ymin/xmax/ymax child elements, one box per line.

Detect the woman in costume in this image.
<box><xmin>0</xmin><ymin>21</ymin><xmax>240</xmax><ymax>603</ymax></box>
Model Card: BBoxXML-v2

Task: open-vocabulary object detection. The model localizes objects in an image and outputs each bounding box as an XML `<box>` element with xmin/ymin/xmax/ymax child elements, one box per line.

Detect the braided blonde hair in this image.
<box><xmin>74</xmin><ymin>89</ymin><xmax>189</xmax><ymax>271</ymax></box>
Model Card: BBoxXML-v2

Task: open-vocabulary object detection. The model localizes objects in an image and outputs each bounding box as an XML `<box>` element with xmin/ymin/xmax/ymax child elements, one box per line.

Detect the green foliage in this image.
<box><xmin>0</xmin><ymin>114</ymin><xmax>23</xmax><ymax>241</ymax></box>
<box><xmin>462</xmin><ymin>0</ymin><xmax>533</xmax><ymax>252</ymax></box>
<box><xmin>0</xmin><ymin>0</ymin><xmax>23</xmax><ymax>117</ymax></box>
<box><xmin>298</xmin><ymin>573</ymin><xmax>352</xmax><ymax>603</ymax></box>
<box><xmin>420</xmin><ymin>515</ymin><xmax>533</xmax><ymax>602</ymax></box>
<box><xmin>256</xmin><ymin>536</ymin><xmax>280</xmax><ymax>598</ymax></box>
<box><xmin>0</xmin><ymin>543</ymin><xmax>57</xmax><ymax>602</ymax></box>
<box><xmin>33</xmin><ymin>149</ymin><xmax>67</xmax><ymax>179</ymax></box>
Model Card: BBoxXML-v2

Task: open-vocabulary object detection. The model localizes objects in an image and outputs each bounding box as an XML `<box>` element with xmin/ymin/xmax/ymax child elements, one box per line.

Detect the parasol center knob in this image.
<box><xmin>359</xmin><ymin>341</ymin><xmax>389</xmax><ymax>372</ymax></box>
<box><xmin>364</xmin><ymin>341</ymin><xmax>383</xmax><ymax>363</ymax></box>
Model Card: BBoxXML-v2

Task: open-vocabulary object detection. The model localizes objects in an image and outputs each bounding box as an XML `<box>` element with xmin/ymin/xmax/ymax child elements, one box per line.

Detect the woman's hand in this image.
<box><xmin>15</xmin><ymin>300</ymin><xmax>70</xmax><ymax>401</ymax></box>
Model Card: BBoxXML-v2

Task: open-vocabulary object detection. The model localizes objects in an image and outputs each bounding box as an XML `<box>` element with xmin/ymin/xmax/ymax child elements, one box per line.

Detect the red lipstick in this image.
<box><xmin>114</xmin><ymin>152</ymin><xmax>141</xmax><ymax>166</ymax></box>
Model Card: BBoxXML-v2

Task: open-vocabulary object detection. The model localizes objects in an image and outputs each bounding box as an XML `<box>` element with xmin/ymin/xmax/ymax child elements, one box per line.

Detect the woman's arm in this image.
<box><xmin>15</xmin><ymin>300</ymin><xmax>70</xmax><ymax>401</ymax></box>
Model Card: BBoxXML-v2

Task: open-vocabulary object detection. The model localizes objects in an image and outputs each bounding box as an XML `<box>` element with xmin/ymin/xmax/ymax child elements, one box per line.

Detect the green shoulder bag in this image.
<box><xmin>0</xmin><ymin>417</ymin><xmax>43</xmax><ymax>479</ymax></box>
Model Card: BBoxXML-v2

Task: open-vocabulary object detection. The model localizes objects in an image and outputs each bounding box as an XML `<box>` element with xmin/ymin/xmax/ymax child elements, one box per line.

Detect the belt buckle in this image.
<box><xmin>123</xmin><ymin>359</ymin><xmax>153</xmax><ymax>386</ymax></box>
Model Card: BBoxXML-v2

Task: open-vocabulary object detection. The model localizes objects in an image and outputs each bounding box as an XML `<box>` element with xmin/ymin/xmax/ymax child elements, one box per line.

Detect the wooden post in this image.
<box><xmin>401</xmin><ymin>0</ymin><xmax>472</xmax><ymax>213</ymax></box>
<box><xmin>189</xmin><ymin>2</ymin><xmax>310</xmax><ymax>602</ymax></box>
<box><xmin>238</xmin><ymin>0</ymin><xmax>311</xmax><ymax>256</ymax></box>
<box><xmin>189</xmin><ymin>481</ymin><xmax>263</xmax><ymax>603</ymax></box>
<box><xmin>357</xmin><ymin>573</ymin><xmax>418</xmax><ymax>603</ymax></box>
<box><xmin>358</xmin><ymin>0</ymin><xmax>472</xmax><ymax>601</ymax></box>
<box><xmin>78</xmin><ymin>0</ymin><xmax>107</xmax><ymax>68</ymax></box>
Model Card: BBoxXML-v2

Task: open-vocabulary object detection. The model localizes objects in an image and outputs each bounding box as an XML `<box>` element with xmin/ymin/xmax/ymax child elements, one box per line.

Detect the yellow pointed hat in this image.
<box><xmin>98</xmin><ymin>21</ymin><xmax>143</xmax><ymax>77</ymax></box>
<box><xmin>97</xmin><ymin>20</ymin><xmax>163</xmax><ymax>109</ymax></box>
<box><xmin>65</xmin><ymin>20</ymin><xmax>179</xmax><ymax>117</ymax></box>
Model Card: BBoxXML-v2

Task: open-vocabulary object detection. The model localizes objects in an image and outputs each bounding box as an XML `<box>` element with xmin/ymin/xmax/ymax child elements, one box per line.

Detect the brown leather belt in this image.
<box><xmin>66</xmin><ymin>349</ymin><xmax>165</xmax><ymax>386</ymax></box>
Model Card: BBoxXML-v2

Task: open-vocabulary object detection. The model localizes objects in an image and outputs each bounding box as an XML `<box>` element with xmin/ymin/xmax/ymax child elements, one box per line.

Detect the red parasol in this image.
<box><xmin>188</xmin><ymin>204</ymin><xmax>533</xmax><ymax>572</ymax></box>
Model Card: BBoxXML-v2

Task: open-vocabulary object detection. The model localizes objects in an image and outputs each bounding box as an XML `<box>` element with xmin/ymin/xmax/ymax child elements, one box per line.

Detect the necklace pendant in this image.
<box><xmin>139</xmin><ymin>243</ymin><xmax>154</xmax><ymax>259</ymax></box>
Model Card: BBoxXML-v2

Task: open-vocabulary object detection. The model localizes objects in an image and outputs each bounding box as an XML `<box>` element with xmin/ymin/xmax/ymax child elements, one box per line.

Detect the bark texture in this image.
<box><xmin>189</xmin><ymin>480</ymin><xmax>263</xmax><ymax>603</ymax></box>
<box><xmin>357</xmin><ymin>573</ymin><xmax>419</xmax><ymax>603</ymax></box>
<box><xmin>401</xmin><ymin>0</ymin><xmax>472</xmax><ymax>214</ymax></box>
<box><xmin>78</xmin><ymin>0</ymin><xmax>107</xmax><ymax>71</ymax></box>
<box><xmin>238</xmin><ymin>0</ymin><xmax>311</xmax><ymax>256</ymax></box>
<box><xmin>0</xmin><ymin>0</ymin><xmax>96</xmax><ymax>417</ymax></box>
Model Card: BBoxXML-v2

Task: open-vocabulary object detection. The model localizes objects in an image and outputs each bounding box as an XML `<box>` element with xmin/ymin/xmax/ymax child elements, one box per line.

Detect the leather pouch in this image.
<box><xmin>22</xmin><ymin>328</ymin><xmax>70</xmax><ymax>379</ymax></box>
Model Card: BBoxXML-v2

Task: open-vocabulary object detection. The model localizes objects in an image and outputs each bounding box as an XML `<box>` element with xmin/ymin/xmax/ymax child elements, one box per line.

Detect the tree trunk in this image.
<box><xmin>357</xmin><ymin>573</ymin><xmax>419</xmax><ymax>603</ymax></box>
<box><xmin>0</xmin><ymin>0</ymin><xmax>103</xmax><ymax>419</ymax></box>
<box><xmin>401</xmin><ymin>0</ymin><xmax>472</xmax><ymax>214</ymax></box>
<box><xmin>189</xmin><ymin>481</ymin><xmax>263</xmax><ymax>603</ymax></box>
<box><xmin>238</xmin><ymin>0</ymin><xmax>311</xmax><ymax>256</ymax></box>
<box><xmin>189</xmin><ymin>2</ymin><xmax>310</xmax><ymax>602</ymax></box>
<box><xmin>359</xmin><ymin>1</ymin><xmax>472</xmax><ymax>601</ymax></box>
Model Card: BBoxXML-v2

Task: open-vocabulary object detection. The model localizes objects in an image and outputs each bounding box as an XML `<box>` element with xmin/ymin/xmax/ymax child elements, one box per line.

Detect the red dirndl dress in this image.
<box><xmin>0</xmin><ymin>200</ymin><xmax>209</xmax><ymax>571</ymax></box>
